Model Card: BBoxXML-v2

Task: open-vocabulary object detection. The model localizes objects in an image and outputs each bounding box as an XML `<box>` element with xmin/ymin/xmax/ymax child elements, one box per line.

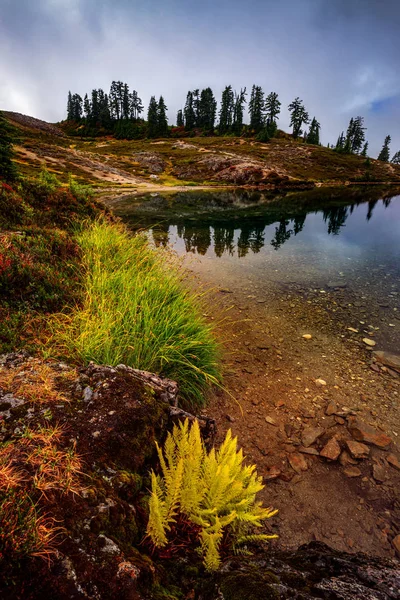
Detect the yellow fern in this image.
<box><xmin>146</xmin><ymin>419</ymin><xmax>277</xmax><ymax>570</ymax></box>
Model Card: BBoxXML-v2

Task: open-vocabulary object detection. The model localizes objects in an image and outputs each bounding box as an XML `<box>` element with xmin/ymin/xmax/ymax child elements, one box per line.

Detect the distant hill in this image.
<box><xmin>5</xmin><ymin>111</ymin><xmax>400</xmax><ymax>190</ymax></box>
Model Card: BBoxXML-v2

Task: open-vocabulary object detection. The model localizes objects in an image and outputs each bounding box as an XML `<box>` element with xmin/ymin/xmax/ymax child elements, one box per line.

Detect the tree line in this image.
<box><xmin>64</xmin><ymin>81</ymin><xmax>399</xmax><ymax>161</ymax></box>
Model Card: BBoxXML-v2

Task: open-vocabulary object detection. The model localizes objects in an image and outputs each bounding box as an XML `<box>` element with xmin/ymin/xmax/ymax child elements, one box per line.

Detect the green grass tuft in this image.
<box><xmin>51</xmin><ymin>220</ymin><xmax>221</xmax><ymax>406</ymax></box>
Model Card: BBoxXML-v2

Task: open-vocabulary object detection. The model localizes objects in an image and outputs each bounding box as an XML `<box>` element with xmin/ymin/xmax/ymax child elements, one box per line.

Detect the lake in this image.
<box><xmin>109</xmin><ymin>186</ymin><xmax>400</xmax><ymax>354</ymax></box>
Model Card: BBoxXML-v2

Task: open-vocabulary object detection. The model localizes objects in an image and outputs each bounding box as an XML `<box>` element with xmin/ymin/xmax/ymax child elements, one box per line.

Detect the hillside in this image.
<box><xmin>5</xmin><ymin>111</ymin><xmax>400</xmax><ymax>191</ymax></box>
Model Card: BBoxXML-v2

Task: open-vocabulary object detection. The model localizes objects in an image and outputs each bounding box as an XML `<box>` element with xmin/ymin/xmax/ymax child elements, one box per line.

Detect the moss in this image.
<box><xmin>220</xmin><ymin>570</ymin><xmax>280</xmax><ymax>600</ymax></box>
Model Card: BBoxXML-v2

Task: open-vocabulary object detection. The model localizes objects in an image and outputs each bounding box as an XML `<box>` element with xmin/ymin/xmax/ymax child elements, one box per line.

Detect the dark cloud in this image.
<box><xmin>0</xmin><ymin>0</ymin><xmax>399</xmax><ymax>156</ymax></box>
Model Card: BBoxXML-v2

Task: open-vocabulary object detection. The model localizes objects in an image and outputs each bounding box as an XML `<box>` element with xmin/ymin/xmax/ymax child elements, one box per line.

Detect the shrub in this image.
<box><xmin>51</xmin><ymin>220</ymin><xmax>221</xmax><ymax>405</ymax></box>
<box><xmin>146</xmin><ymin>419</ymin><xmax>277</xmax><ymax>571</ymax></box>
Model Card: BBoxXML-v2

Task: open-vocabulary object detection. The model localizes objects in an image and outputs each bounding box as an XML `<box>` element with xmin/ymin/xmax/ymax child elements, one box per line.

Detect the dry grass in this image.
<box><xmin>0</xmin><ymin>359</ymin><xmax>77</xmax><ymax>405</ymax></box>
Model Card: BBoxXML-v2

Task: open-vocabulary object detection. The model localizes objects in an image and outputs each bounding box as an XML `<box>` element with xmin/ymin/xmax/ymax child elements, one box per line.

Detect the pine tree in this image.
<box><xmin>335</xmin><ymin>131</ymin><xmax>345</xmax><ymax>151</ymax></box>
<box><xmin>0</xmin><ymin>111</ymin><xmax>18</xmax><ymax>181</ymax></box>
<box><xmin>67</xmin><ymin>91</ymin><xmax>73</xmax><ymax>120</ymax></box>
<box><xmin>71</xmin><ymin>94</ymin><xmax>83</xmax><ymax>120</ymax></box>
<box><xmin>184</xmin><ymin>91</ymin><xmax>196</xmax><ymax>130</ymax></box>
<box><xmin>198</xmin><ymin>88</ymin><xmax>217</xmax><ymax>132</ymax></box>
<box><xmin>218</xmin><ymin>85</ymin><xmax>235</xmax><ymax>134</ymax></box>
<box><xmin>306</xmin><ymin>117</ymin><xmax>321</xmax><ymax>145</ymax></box>
<box><xmin>176</xmin><ymin>110</ymin><xmax>184</xmax><ymax>127</ymax></box>
<box><xmin>122</xmin><ymin>83</ymin><xmax>130</xmax><ymax>120</ymax></box>
<box><xmin>232</xmin><ymin>88</ymin><xmax>247</xmax><ymax>135</ymax></box>
<box><xmin>377</xmin><ymin>135</ymin><xmax>391</xmax><ymax>162</ymax></box>
<box><xmin>83</xmin><ymin>94</ymin><xmax>91</xmax><ymax>120</ymax></box>
<box><xmin>391</xmin><ymin>150</ymin><xmax>400</xmax><ymax>164</ymax></box>
<box><xmin>288</xmin><ymin>97</ymin><xmax>309</xmax><ymax>139</ymax></box>
<box><xmin>147</xmin><ymin>96</ymin><xmax>159</xmax><ymax>138</ymax></box>
<box><xmin>248</xmin><ymin>85</ymin><xmax>264</xmax><ymax>133</ymax></box>
<box><xmin>361</xmin><ymin>141</ymin><xmax>368</xmax><ymax>157</ymax></box>
<box><xmin>130</xmin><ymin>90</ymin><xmax>143</xmax><ymax>120</ymax></box>
<box><xmin>344</xmin><ymin>116</ymin><xmax>366</xmax><ymax>153</ymax></box>
<box><xmin>264</xmin><ymin>92</ymin><xmax>281</xmax><ymax>125</ymax></box>
<box><xmin>157</xmin><ymin>96</ymin><xmax>168</xmax><ymax>137</ymax></box>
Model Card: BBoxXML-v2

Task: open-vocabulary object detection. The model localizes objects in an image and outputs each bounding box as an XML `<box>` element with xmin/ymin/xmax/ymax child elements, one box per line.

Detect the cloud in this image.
<box><xmin>0</xmin><ymin>0</ymin><xmax>399</xmax><ymax>156</ymax></box>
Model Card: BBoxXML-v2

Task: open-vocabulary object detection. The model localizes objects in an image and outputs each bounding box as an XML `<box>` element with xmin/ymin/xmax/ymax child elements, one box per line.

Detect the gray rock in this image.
<box><xmin>83</xmin><ymin>386</ymin><xmax>94</xmax><ymax>403</ymax></box>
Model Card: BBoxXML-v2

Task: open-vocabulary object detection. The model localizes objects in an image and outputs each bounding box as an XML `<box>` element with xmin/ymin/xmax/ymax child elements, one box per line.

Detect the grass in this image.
<box><xmin>50</xmin><ymin>220</ymin><xmax>221</xmax><ymax>406</ymax></box>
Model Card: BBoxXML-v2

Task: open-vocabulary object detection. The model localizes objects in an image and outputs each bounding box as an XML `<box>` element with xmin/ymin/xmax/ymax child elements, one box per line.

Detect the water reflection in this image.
<box><xmin>109</xmin><ymin>187</ymin><xmax>399</xmax><ymax>257</ymax></box>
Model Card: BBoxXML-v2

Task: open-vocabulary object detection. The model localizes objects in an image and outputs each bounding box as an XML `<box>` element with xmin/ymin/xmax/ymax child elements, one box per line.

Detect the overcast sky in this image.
<box><xmin>0</xmin><ymin>0</ymin><xmax>399</xmax><ymax>157</ymax></box>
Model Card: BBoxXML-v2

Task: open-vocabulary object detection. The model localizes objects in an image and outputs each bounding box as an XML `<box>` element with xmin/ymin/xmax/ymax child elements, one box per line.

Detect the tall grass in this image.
<box><xmin>51</xmin><ymin>220</ymin><xmax>221</xmax><ymax>406</ymax></box>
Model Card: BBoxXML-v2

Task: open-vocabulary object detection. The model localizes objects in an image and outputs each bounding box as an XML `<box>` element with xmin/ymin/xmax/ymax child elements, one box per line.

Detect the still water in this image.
<box><xmin>109</xmin><ymin>187</ymin><xmax>400</xmax><ymax>352</ymax></box>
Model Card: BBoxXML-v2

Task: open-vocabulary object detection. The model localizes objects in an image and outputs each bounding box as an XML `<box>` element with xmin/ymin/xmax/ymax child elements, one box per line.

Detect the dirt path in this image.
<box><xmin>184</xmin><ymin>255</ymin><xmax>400</xmax><ymax>560</ymax></box>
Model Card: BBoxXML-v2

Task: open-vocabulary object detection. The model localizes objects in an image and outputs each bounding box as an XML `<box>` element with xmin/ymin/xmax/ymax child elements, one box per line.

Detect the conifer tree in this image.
<box><xmin>248</xmin><ymin>85</ymin><xmax>264</xmax><ymax>133</ymax></box>
<box><xmin>288</xmin><ymin>97</ymin><xmax>309</xmax><ymax>139</ymax></box>
<box><xmin>176</xmin><ymin>110</ymin><xmax>184</xmax><ymax>127</ymax></box>
<box><xmin>83</xmin><ymin>94</ymin><xmax>91</xmax><ymax>120</ymax></box>
<box><xmin>232</xmin><ymin>88</ymin><xmax>247</xmax><ymax>135</ymax></box>
<box><xmin>264</xmin><ymin>92</ymin><xmax>281</xmax><ymax>125</ymax></box>
<box><xmin>157</xmin><ymin>96</ymin><xmax>168</xmax><ymax>137</ymax></box>
<box><xmin>391</xmin><ymin>150</ymin><xmax>400</xmax><ymax>164</ymax></box>
<box><xmin>130</xmin><ymin>90</ymin><xmax>143</xmax><ymax>120</ymax></box>
<box><xmin>344</xmin><ymin>116</ymin><xmax>365</xmax><ymax>153</ymax></box>
<box><xmin>67</xmin><ymin>91</ymin><xmax>73</xmax><ymax>120</ymax></box>
<box><xmin>147</xmin><ymin>96</ymin><xmax>159</xmax><ymax>138</ymax></box>
<box><xmin>122</xmin><ymin>84</ymin><xmax>130</xmax><ymax>120</ymax></box>
<box><xmin>184</xmin><ymin>91</ymin><xmax>196</xmax><ymax>130</ymax></box>
<box><xmin>0</xmin><ymin>111</ymin><xmax>18</xmax><ymax>181</ymax></box>
<box><xmin>306</xmin><ymin>117</ymin><xmax>321</xmax><ymax>145</ymax></box>
<box><xmin>198</xmin><ymin>88</ymin><xmax>217</xmax><ymax>132</ymax></box>
<box><xmin>377</xmin><ymin>135</ymin><xmax>391</xmax><ymax>162</ymax></box>
<box><xmin>361</xmin><ymin>141</ymin><xmax>368</xmax><ymax>157</ymax></box>
<box><xmin>218</xmin><ymin>85</ymin><xmax>235</xmax><ymax>134</ymax></box>
<box><xmin>335</xmin><ymin>131</ymin><xmax>345</xmax><ymax>151</ymax></box>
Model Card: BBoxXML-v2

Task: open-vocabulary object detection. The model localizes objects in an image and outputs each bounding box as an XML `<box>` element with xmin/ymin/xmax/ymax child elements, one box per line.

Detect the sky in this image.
<box><xmin>0</xmin><ymin>0</ymin><xmax>399</xmax><ymax>157</ymax></box>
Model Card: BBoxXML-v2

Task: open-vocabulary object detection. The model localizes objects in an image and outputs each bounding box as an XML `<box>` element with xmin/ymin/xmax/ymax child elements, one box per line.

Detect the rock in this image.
<box><xmin>387</xmin><ymin>453</ymin><xmax>400</xmax><ymax>471</ymax></box>
<box><xmin>348</xmin><ymin>419</ymin><xmax>392</xmax><ymax>448</ymax></box>
<box><xmin>265</xmin><ymin>416</ymin><xmax>277</xmax><ymax>426</ymax></box>
<box><xmin>373</xmin><ymin>350</ymin><xmax>400</xmax><ymax>373</ymax></box>
<box><xmin>372</xmin><ymin>464</ymin><xmax>386</xmax><ymax>483</ymax></box>
<box><xmin>339</xmin><ymin>451</ymin><xmax>358</xmax><ymax>466</ymax></box>
<box><xmin>328</xmin><ymin>281</ymin><xmax>347</xmax><ymax>288</ymax></box>
<box><xmin>325</xmin><ymin>401</ymin><xmax>337</xmax><ymax>416</ymax></box>
<box><xmin>315</xmin><ymin>379</ymin><xmax>327</xmax><ymax>387</ymax></box>
<box><xmin>362</xmin><ymin>338</ymin><xmax>376</xmax><ymax>347</ymax></box>
<box><xmin>98</xmin><ymin>534</ymin><xmax>120</xmax><ymax>555</ymax></box>
<box><xmin>219</xmin><ymin>288</ymin><xmax>233</xmax><ymax>293</ymax></box>
<box><xmin>264</xmin><ymin>466</ymin><xmax>281</xmax><ymax>481</ymax></box>
<box><xmin>299</xmin><ymin>446</ymin><xmax>320</xmax><ymax>456</ymax></box>
<box><xmin>393</xmin><ymin>534</ymin><xmax>400</xmax><ymax>556</ymax></box>
<box><xmin>226</xmin><ymin>414</ymin><xmax>235</xmax><ymax>423</ymax></box>
<box><xmin>83</xmin><ymin>386</ymin><xmax>93</xmax><ymax>402</ymax></box>
<box><xmin>344</xmin><ymin>467</ymin><xmax>362</xmax><ymax>478</ymax></box>
<box><xmin>302</xmin><ymin>334</ymin><xmax>312</xmax><ymax>340</ymax></box>
<box><xmin>370</xmin><ymin>363</ymin><xmax>380</xmax><ymax>373</ymax></box>
<box><xmin>320</xmin><ymin>437</ymin><xmax>341</xmax><ymax>461</ymax></box>
<box><xmin>288</xmin><ymin>452</ymin><xmax>308</xmax><ymax>473</ymax></box>
<box><xmin>345</xmin><ymin>440</ymin><xmax>370</xmax><ymax>460</ymax></box>
<box><xmin>347</xmin><ymin>327</ymin><xmax>359</xmax><ymax>333</ymax></box>
<box><xmin>301</xmin><ymin>426</ymin><xmax>325</xmax><ymax>447</ymax></box>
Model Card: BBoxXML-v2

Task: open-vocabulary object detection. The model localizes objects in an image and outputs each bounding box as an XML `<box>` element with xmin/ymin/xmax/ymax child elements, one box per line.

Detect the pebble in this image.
<box><xmin>346</xmin><ymin>440</ymin><xmax>370</xmax><ymax>460</ymax></box>
<box><xmin>343</xmin><ymin>466</ymin><xmax>362</xmax><ymax>478</ymax></box>
<box><xmin>363</xmin><ymin>338</ymin><xmax>376</xmax><ymax>347</ymax></box>
<box><xmin>320</xmin><ymin>437</ymin><xmax>341</xmax><ymax>461</ymax></box>
<box><xmin>302</xmin><ymin>334</ymin><xmax>312</xmax><ymax>340</ymax></box>
<box><xmin>347</xmin><ymin>327</ymin><xmax>359</xmax><ymax>333</ymax></box>
<box><xmin>288</xmin><ymin>452</ymin><xmax>308</xmax><ymax>473</ymax></box>
<box><xmin>265</xmin><ymin>416</ymin><xmax>277</xmax><ymax>426</ymax></box>
<box><xmin>315</xmin><ymin>379</ymin><xmax>327</xmax><ymax>387</ymax></box>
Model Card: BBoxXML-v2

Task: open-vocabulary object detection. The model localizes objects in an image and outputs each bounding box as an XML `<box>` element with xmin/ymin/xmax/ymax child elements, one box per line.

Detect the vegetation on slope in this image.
<box><xmin>50</xmin><ymin>220</ymin><xmax>221</xmax><ymax>406</ymax></box>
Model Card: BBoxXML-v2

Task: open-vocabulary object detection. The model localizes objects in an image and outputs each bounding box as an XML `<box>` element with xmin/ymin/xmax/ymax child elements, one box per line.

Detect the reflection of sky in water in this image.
<box><xmin>163</xmin><ymin>198</ymin><xmax>400</xmax><ymax>277</ymax></box>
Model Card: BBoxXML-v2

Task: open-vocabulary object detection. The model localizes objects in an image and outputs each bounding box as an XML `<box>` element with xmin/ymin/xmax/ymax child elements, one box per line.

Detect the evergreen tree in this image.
<box><xmin>176</xmin><ymin>109</ymin><xmax>184</xmax><ymax>127</ymax></box>
<box><xmin>83</xmin><ymin>94</ymin><xmax>91</xmax><ymax>120</ymax></box>
<box><xmin>335</xmin><ymin>131</ymin><xmax>345</xmax><ymax>151</ymax></box>
<box><xmin>147</xmin><ymin>96</ymin><xmax>159</xmax><ymax>138</ymax></box>
<box><xmin>232</xmin><ymin>88</ymin><xmax>247</xmax><ymax>135</ymax></box>
<box><xmin>0</xmin><ymin>111</ymin><xmax>18</xmax><ymax>181</ymax></box>
<box><xmin>157</xmin><ymin>96</ymin><xmax>168</xmax><ymax>137</ymax></box>
<box><xmin>218</xmin><ymin>85</ymin><xmax>235</xmax><ymax>134</ymax></box>
<box><xmin>306</xmin><ymin>117</ymin><xmax>321</xmax><ymax>145</ymax></box>
<box><xmin>391</xmin><ymin>150</ymin><xmax>400</xmax><ymax>164</ymax></box>
<box><xmin>184</xmin><ymin>91</ymin><xmax>196</xmax><ymax>130</ymax></box>
<box><xmin>248</xmin><ymin>85</ymin><xmax>264</xmax><ymax>133</ymax></box>
<box><xmin>361</xmin><ymin>141</ymin><xmax>368</xmax><ymax>157</ymax></box>
<box><xmin>122</xmin><ymin>83</ymin><xmax>130</xmax><ymax>120</ymax></box>
<box><xmin>192</xmin><ymin>89</ymin><xmax>201</xmax><ymax>127</ymax></box>
<box><xmin>377</xmin><ymin>135</ymin><xmax>391</xmax><ymax>162</ymax></box>
<box><xmin>288</xmin><ymin>97</ymin><xmax>309</xmax><ymax>138</ymax></box>
<box><xmin>344</xmin><ymin>116</ymin><xmax>366</xmax><ymax>153</ymax></box>
<box><xmin>130</xmin><ymin>90</ymin><xmax>143</xmax><ymax>120</ymax></box>
<box><xmin>264</xmin><ymin>92</ymin><xmax>281</xmax><ymax>125</ymax></box>
<box><xmin>67</xmin><ymin>91</ymin><xmax>73</xmax><ymax>120</ymax></box>
<box><xmin>198</xmin><ymin>88</ymin><xmax>217</xmax><ymax>132</ymax></box>
<box><xmin>71</xmin><ymin>94</ymin><xmax>83</xmax><ymax>120</ymax></box>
